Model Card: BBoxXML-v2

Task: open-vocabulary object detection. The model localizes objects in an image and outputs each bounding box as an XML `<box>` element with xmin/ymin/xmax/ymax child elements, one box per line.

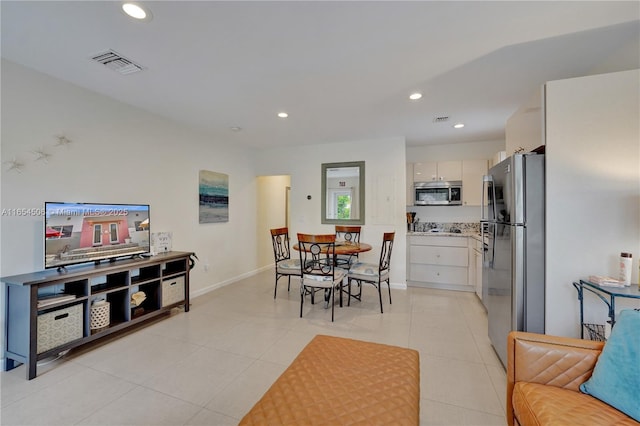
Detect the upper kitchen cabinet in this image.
<box><xmin>461</xmin><ymin>159</ymin><xmax>488</xmax><ymax>206</ymax></box>
<box><xmin>414</xmin><ymin>161</ymin><xmax>462</xmax><ymax>182</ymax></box>
<box><xmin>505</xmin><ymin>86</ymin><xmax>545</xmax><ymax>156</ymax></box>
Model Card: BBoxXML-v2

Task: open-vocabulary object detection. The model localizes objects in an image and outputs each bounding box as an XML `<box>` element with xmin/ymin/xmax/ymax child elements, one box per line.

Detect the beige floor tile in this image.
<box><xmin>420</xmin><ymin>399</ymin><xmax>506</xmax><ymax>425</ymax></box>
<box><xmin>1</xmin><ymin>269</ymin><xmax>505</xmax><ymax>426</ymax></box>
<box><xmin>84</xmin><ymin>334</ymin><xmax>202</xmax><ymax>384</ymax></box>
<box><xmin>472</xmin><ymin>332</ymin><xmax>504</xmax><ymax>368</ymax></box>
<box><xmin>141</xmin><ymin>346</ymin><xmax>255</xmax><ymax>406</ymax></box>
<box><xmin>411</xmin><ymin>328</ymin><xmax>483</xmax><ymax>363</ymax></box>
<box><xmin>143</xmin><ymin>308</ymin><xmax>246</xmax><ymax>344</ymax></box>
<box><xmin>1</xmin><ymin>368</ymin><xmax>136</xmax><ymax>426</ymax></box>
<box><xmin>259</xmin><ymin>329</ymin><xmax>316</xmax><ymax>366</ymax></box>
<box><xmin>185</xmin><ymin>408</ymin><xmax>239</xmax><ymax>425</ymax></box>
<box><xmin>205</xmin><ymin>359</ymin><xmax>287</xmax><ymax>419</ymax></box>
<box><xmin>486</xmin><ymin>364</ymin><xmax>508</xmax><ymax>413</ymax></box>
<box><xmin>0</xmin><ymin>356</ymin><xmax>86</xmax><ymax>407</ymax></box>
<box><xmin>203</xmin><ymin>321</ymin><xmax>289</xmax><ymax>358</ymax></box>
<box><xmin>77</xmin><ymin>385</ymin><xmax>201</xmax><ymax>425</ymax></box>
<box><xmin>421</xmin><ymin>354</ymin><xmax>504</xmax><ymax>416</ymax></box>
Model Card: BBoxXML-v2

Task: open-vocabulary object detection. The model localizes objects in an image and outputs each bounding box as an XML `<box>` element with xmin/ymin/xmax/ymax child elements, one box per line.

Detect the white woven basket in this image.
<box><xmin>90</xmin><ymin>302</ymin><xmax>110</xmax><ymax>330</ymax></box>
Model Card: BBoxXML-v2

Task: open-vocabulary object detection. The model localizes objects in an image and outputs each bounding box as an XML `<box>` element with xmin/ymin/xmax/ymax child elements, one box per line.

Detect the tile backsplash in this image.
<box><xmin>411</xmin><ymin>222</ymin><xmax>480</xmax><ymax>233</ymax></box>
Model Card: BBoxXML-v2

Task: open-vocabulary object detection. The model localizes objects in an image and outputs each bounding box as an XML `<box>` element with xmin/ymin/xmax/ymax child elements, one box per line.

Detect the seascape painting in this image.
<box><xmin>199</xmin><ymin>170</ymin><xmax>229</xmax><ymax>223</ymax></box>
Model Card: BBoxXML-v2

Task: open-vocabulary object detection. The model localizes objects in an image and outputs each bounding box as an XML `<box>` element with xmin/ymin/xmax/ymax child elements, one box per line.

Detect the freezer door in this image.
<box><xmin>488</xmin><ymin>155</ymin><xmax>524</xmax><ymax>225</ymax></box>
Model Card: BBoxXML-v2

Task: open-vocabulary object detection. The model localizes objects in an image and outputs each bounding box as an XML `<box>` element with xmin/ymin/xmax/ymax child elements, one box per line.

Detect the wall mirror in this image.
<box><xmin>321</xmin><ymin>161</ymin><xmax>365</xmax><ymax>225</ymax></box>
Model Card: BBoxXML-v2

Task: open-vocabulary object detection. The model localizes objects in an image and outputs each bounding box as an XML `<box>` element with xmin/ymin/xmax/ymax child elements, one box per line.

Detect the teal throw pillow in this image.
<box><xmin>580</xmin><ymin>309</ymin><xmax>640</xmax><ymax>421</ymax></box>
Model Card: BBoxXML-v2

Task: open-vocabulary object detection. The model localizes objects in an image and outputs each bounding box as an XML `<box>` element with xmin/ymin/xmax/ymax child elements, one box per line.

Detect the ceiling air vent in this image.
<box><xmin>433</xmin><ymin>116</ymin><xmax>450</xmax><ymax>123</ymax></box>
<box><xmin>91</xmin><ymin>50</ymin><xmax>144</xmax><ymax>75</ymax></box>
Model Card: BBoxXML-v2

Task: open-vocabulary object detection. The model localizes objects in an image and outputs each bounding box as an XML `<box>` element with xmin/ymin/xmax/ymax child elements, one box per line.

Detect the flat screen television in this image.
<box><xmin>44</xmin><ymin>202</ymin><xmax>150</xmax><ymax>269</ymax></box>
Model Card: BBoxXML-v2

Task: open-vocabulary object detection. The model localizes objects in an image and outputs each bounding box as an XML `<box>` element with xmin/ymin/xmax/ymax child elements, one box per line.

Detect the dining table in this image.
<box><xmin>292</xmin><ymin>241</ymin><xmax>372</xmax><ymax>261</ymax></box>
<box><xmin>292</xmin><ymin>241</ymin><xmax>372</xmax><ymax>308</ymax></box>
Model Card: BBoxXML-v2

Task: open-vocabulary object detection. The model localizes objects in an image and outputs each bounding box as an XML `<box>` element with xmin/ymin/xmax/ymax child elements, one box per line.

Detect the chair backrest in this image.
<box><xmin>378</xmin><ymin>232</ymin><xmax>395</xmax><ymax>273</ymax></box>
<box><xmin>335</xmin><ymin>225</ymin><xmax>361</xmax><ymax>243</ymax></box>
<box><xmin>270</xmin><ymin>227</ymin><xmax>292</xmax><ymax>263</ymax></box>
<box><xmin>297</xmin><ymin>233</ymin><xmax>337</xmax><ymax>279</ymax></box>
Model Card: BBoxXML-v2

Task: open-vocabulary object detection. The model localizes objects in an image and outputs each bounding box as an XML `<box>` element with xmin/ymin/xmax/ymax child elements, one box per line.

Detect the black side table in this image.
<box><xmin>573</xmin><ymin>279</ymin><xmax>640</xmax><ymax>340</ymax></box>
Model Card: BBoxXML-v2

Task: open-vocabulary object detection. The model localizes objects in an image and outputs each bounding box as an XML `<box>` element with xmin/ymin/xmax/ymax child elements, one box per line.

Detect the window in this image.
<box><xmin>93</xmin><ymin>224</ymin><xmax>102</xmax><ymax>246</ymax></box>
<box><xmin>109</xmin><ymin>223</ymin><xmax>118</xmax><ymax>243</ymax></box>
<box><xmin>329</xmin><ymin>190</ymin><xmax>353</xmax><ymax>219</ymax></box>
<box><xmin>50</xmin><ymin>225</ymin><xmax>73</xmax><ymax>238</ymax></box>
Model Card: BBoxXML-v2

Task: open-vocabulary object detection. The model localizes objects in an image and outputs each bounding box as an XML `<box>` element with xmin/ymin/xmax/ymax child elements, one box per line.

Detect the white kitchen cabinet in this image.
<box><xmin>413</xmin><ymin>161</ymin><xmax>462</xmax><ymax>182</ymax></box>
<box><xmin>407</xmin><ymin>235</ymin><xmax>471</xmax><ymax>290</ymax></box>
<box><xmin>461</xmin><ymin>159</ymin><xmax>488</xmax><ymax>206</ymax></box>
<box><xmin>413</xmin><ymin>161</ymin><xmax>436</xmax><ymax>181</ymax></box>
<box><xmin>406</xmin><ymin>163</ymin><xmax>414</xmax><ymax>206</ymax></box>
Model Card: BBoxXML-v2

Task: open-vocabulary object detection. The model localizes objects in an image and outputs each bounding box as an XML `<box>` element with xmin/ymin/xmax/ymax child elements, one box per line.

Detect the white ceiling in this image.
<box><xmin>1</xmin><ymin>1</ymin><xmax>638</xmax><ymax>149</ymax></box>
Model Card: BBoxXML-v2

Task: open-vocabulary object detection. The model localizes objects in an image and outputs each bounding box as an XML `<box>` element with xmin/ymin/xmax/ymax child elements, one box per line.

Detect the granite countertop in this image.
<box><xmin>407</xmin><ymin>231</ymin><xmax>485</xmax><ymax>241</ymax></box>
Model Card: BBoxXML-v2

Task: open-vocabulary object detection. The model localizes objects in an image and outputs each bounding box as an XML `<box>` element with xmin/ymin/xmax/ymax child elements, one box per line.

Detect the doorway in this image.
<box><xmin>257</xmin><ymin>175</ymin><xmax>292</xmax><ymax>268</ymax></box>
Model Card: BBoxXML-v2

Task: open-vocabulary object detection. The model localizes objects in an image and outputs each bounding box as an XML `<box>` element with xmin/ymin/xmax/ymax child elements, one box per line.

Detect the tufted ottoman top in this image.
<box><xmin>239</xmin><ymin>334</ymin><xmax>420</xmax><ymax>425</ymax></box>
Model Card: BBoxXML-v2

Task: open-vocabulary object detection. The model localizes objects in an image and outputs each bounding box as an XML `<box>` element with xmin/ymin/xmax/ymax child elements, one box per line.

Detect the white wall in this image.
<box><xmin>545</xmin><ymin>69</ymin><xmax>640</xmax><ymax>337</ymax></box>
<box><xmin>254</xmin><ymin>137</ymin><xmax>408</xmax><ymax>286</ymax></box>
<box><xmin>0</xmin><ymin>60</ymin><xmax>259</xmax><ymax>297</ymax></box>
<box><xmin>406</xmin><ymin>139</ymin><xmax>505</xmax><ymax>162</ymax></box>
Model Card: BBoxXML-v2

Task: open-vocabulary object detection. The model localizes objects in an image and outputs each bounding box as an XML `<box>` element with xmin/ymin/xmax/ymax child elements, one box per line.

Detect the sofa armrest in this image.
<box><xmin>506</xmin><ymin>331</ymin><xmax>604</xmax><ymax>426</ymax></box>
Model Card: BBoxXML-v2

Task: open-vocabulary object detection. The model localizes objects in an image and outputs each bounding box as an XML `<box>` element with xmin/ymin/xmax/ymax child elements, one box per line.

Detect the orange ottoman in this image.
<box><xmin>239</xmin><ymin>334</ymin><xmax>420</xmax><ymax>425</ymax></box>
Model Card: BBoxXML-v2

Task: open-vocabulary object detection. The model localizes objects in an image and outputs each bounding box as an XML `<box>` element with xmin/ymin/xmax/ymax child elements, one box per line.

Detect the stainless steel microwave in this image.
<box><xmin>414</xmin><ymin>181</ymin><xmax>462</xmax><ymax>206</ymax></box>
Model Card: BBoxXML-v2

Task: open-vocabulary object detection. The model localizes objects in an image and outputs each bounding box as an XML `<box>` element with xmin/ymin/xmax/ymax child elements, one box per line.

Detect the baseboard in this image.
<box><xmin>190</xmin><ymin>264</ymin><xmax>272</xmax><ymax>299</ymax></box>
<box><xmin>191</xmin><ymin>265</ymin><xmax>407</xmax><ymax>299</ymax></box>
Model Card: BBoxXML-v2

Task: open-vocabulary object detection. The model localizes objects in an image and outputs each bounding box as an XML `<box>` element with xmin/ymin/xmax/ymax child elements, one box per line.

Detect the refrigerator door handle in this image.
<box><xmin>481</xmin><ymin>175</ymin><xmax>493</xmax><ymax>221</ymax></box>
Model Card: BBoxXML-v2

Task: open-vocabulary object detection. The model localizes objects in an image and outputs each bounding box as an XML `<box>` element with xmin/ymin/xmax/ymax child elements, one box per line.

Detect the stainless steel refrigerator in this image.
<box><xmin>482</xmin><ymin>153</ymin><xmax>545</xmax><ymax>367</ymax></box>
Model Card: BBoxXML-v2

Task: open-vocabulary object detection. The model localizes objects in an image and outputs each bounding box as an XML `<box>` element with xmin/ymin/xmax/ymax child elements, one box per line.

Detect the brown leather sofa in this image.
<box><xmin>507</xmin><ymin>331</ymin><xmax>639</xmax><ymax>426</ymax></box>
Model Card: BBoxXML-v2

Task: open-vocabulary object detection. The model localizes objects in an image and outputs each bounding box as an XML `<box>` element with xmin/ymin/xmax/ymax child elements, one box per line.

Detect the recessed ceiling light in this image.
<box><xmin>409</xmin><ymin>93</ymin><xmax>422</xmax><ymax>100</ymax></box>
<box><xmin>277</xmin><ymin>112</ymin><xmax>289</xmax><ymax>118</ymax></box>
<box><xmin>453</xmin><ymin>123</ymin><xmax>465</xmax><ymax>129</ymax></box>
<box><xmin>122</xmin><ymin>3</ymin><xmax>152</xmax><ymax>21</ymax></box>
<box><xmin>230</xmin><ymin>126</ymin><xmax>242</xmax><ymax>132</ymax></box>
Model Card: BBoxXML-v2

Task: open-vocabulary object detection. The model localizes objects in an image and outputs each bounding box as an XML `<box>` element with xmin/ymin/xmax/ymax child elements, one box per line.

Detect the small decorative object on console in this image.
<box><xmin>90</xmin><ymin>300</ymin><xmax>110</xmax><ymax>330</ymax></box>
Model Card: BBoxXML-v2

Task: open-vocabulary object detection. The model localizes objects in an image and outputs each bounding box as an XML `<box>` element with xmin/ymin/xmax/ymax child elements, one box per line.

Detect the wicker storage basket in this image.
<box><xmin>37</xmin><ymin>303</ymin><xmax>83</xmax><ymax>354</ymax></box>
<box><xmin>90</xmin><ymin>301</ymin><xmax>110</xmax><ymax>330</ymax></box>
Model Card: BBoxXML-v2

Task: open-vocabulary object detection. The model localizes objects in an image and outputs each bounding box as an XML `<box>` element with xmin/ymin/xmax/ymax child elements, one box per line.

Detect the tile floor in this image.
<box><xmin>1</xmin><ymin>270</ymin><xmax>507</xmax><ymax>425</ymax></box>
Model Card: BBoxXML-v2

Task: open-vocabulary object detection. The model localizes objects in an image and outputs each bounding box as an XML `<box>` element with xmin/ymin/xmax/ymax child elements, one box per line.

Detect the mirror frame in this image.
<box><xmin>321</xmin><ymin>161</ymin><xmax>365</xmax><ymax>225</ymax></box>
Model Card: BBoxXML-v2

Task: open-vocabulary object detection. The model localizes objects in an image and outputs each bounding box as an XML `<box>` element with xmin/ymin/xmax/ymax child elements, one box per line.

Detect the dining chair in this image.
<box><xmin>334</xmin><ymin>225</ymin><xmax>361</xmax><ymax>267</ymax></box>
<box><xmin>270</xmin><ymin>227</ymin><xmax>301</xmax><ymax>299</ymax></box>
<box><xmin>297</xmin><ymin>233</ymin><xmax>346</xmax><ymax>322</ymax></box>
<box><xmin>346</xmin><ymin>232</ymin><xmax>395</xmax><ymax>313</ymax></box>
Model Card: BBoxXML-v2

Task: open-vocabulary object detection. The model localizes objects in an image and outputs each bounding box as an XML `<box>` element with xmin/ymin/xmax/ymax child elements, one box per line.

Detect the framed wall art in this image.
<box><xmin>199</xmin><ymin>170</ymin><xmax>229</xmax><ymax>223</ymax></box>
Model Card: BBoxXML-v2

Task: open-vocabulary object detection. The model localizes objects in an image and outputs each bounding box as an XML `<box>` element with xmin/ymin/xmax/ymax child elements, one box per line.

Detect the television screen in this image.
<box><xmin>44</xmin><ymin>202</ymin><xmax>150</xmax><ymax>269</ymax></box>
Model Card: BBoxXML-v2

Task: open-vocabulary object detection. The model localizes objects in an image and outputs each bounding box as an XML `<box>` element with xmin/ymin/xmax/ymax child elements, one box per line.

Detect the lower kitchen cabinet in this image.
<box><xmin>407</xmin><ymin>235</ymin><xmax>473</xmax><ymax>291</ymax></box>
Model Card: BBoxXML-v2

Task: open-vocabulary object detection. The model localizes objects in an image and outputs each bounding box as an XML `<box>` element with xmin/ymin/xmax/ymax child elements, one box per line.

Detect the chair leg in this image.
<box><xmin>300</xmin><ymin>285</ymin><xmax>305</xmax><ymax>318</ymax></box>
<box><xmin>347</xmin><ymin>278</ymin><xmax>352</xmax><ymax>307</ymax></box>
<box><xmin>287</xmin><ymin>275</ymin><xmax>291</xmax><ymax>292</ymax></box>
<box><xmin>387</xmin><ymin>279</ymin><xmax>392</xmax><ymax>305</ymax></box>
<box><xmin>378</xmin><ymin>281</ymin><xmax>384</xmax><ymax>314</ymax></box>
<box><xmin>274</xmin><ymin>275</ymin><xmax>278</xmax><ymax>299</ymax></box>
<box><xmin>331</xmin><ymin>286</ymin><xmax>335</xmax><ymax>322</ymax></box>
